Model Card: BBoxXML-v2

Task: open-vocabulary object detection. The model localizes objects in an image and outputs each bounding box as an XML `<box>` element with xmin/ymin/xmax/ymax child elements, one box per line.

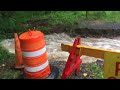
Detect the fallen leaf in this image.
<box><xmin>83</xmin><ymin>73</ymin><xmax>87</xmax><ymax>77</ymax></box>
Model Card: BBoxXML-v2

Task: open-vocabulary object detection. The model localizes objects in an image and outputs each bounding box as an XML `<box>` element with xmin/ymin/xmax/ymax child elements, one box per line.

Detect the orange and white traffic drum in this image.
<box><xmin>19</xmin><ymin>30</ymin><xmax>51</xmax><ymax>79</ymax></box>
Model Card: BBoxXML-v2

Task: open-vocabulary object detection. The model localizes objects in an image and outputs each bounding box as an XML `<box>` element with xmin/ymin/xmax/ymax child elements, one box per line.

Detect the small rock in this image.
<box><xmin>2</xmin><ymin>64</ymin><xmax>5</xmax><ymax>67</ymax></box>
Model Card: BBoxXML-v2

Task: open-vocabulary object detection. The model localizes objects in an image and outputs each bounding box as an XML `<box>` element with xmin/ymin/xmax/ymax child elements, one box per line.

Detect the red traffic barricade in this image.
<box><xmin>61</xmin><ymin>37</ymin><xmax>82</xmax><ymax>79</ymax></box>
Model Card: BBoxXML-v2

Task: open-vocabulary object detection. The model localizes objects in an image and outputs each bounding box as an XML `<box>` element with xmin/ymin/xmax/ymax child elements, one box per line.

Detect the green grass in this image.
<box><xmin>0</xmin><ymin>69</ymin><xmax>23</xmax><ymax>79</ymax></box>
<box><xmin>88</xmin><ymin>63</ymin><xmax>104</xmax><ymax>79</ymax></box>
<box><xmin>0</xmin><ymin>45</ymin><xmax>23</xmax><ymax>79</ymax></box>
<box><xmin>0</xmin><ymin>11</ymin><xmax>85</xmax><ymax>40</ymax></box>
<box><xmin>0</xmin><ymin>45</ymin><xmax>14</xmax><ymax>63</ymax></box>
<box><xmin>66</xmin><ymin>62</ymin><xmax>104</xmax><ymax>79</ymax></box>
<box><xmin>13</xmin><ymin>11</ymin><xmax>84</xmax><ymax>24</ymax></box>
<box><xmin>12</xmin><ymin>11</ymin><xmax>85</xmax><ymax>33</ymax></box>
<box><xmin>103</xmin><ymin>11</ymin><xmax>120</xmax><ymax>22</ymax></box>
<box><xmin>1</xmin><ymin>11</ymin><xmax>120</xmax><ymax>40</ymax></box>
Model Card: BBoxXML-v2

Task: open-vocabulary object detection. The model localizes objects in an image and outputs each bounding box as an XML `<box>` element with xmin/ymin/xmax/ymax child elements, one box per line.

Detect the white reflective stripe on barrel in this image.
<box><xmin>22</xmin><ymin>46</ymin><xmax>46</xmax><ymax>57</ymax></box>
<box><xmin>25</xmin><ymin>60</ymin><xmax>49</xmax><ymax>72</ymax></box>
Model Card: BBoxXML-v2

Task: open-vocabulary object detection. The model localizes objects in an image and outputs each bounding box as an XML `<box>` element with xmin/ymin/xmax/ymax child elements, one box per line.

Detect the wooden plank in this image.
<box><xmin>61</xmin><ymin>43</ymin><xmax>120</xmax><ymax>59</ymax></box>
<box><xmin>104</xmin><ymin>52</ymin><xmax>120</xmax><ymax>79</ymax></box>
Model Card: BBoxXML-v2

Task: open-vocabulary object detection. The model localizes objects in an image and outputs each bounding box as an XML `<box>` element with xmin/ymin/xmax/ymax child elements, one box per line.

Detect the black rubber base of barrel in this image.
<box><xmin>46</xmin><ymin>65</ymin><xmax>60</xmax><ymax>79</ymax></box>
<box><xmin>18</xmin><ymin>64</ymin><xmax>60</xmax><ymax>79</ymax></box>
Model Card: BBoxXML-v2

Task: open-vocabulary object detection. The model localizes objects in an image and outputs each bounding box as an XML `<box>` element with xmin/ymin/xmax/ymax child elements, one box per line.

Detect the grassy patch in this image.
<box><xmin>67</xmin><ymin>61</ymin><xmax>104</xmax><ymax>79</ymax></box>
<box><xmin>87</xmin><ymin>63</ymin><xmax>104</xmax><ymax>79</ymax></box>
<box><xmin>0</xmin><ymin>11</ymin><xmax>85</xmax><ymax>40</ymax></box>
<box><xmin>0</xmin><ymin>69</ymin><xmax>23</xmax><ymax>79</ymax></box>
<box><xmin>0</xmin><ymin>45</ymin><xmax>23</xmax><ymax>79</ymax></box>
<box><xmin>12</xmin><ymin>11</ymin><xmax>85</xmax><ymax>33</ymax></box>
<box><xmin>0</xmin><ymin>45</ymin><xmax>14</xmax><ymax>63</ymax></box>
<box><xmin>1</xmin><ymin>11</ymin><xmax>120</xmax><ymax>40</ymax></box>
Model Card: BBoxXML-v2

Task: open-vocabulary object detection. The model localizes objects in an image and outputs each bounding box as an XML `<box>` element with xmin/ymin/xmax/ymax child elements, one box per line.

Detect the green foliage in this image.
<box><xmin>88</xmin><ymin>63</ymin><xmax>104</xmax><ymax>79</ymax></box>
<box><xmin>0</xmin><ymin>11</ymin><xmax>15</xmax><ymax>18</ymax></box>
<box><xmin>0</xmin><ymin>11</ymin><xmax>28</xmax><ymax>39</ymax></box>
<box><xmin>85</xmin><ymin>11</ymin><xmax>106</xmax><ymax>20</ymax></box>
<box><xmin>0</xmin><ymin>70</ymin><xmax>23</xmax><ymax>79</ymax></box>
<box><xmin>1</xmin><ymin>11</ymin><xmax>120</xmax><ymax>41</ymax></box>
<box><xmin>0</xmin><ymin>45</ymin><xmax>23</xmax><ymax>79</ymax></box>
<box><xmin>0</xmin><ymin>45</ymin><xmax>14</xmax><ymax>63</ymax></box>
<box><xmin>0</xmin><ymin>11</ymin><xmax>15</xmax><ymax>30</ymax></box>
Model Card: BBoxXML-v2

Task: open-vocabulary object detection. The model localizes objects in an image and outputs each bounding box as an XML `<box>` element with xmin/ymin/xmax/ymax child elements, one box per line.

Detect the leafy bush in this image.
<box><xmin>0</xmin><ymin>45</ymin><xmax>14</xmax><ymax>63</ymax></box>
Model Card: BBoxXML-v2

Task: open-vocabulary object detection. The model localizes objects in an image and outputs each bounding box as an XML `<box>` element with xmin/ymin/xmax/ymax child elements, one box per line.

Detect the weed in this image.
<box><xmin>88</xmin><ymin>63</ymin><xmax>104</xmax><ymax>79</ymax></box>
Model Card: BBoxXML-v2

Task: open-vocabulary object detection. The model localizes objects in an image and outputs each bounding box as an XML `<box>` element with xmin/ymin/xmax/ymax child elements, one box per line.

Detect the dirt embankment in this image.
<box><xmin>73</xmin><ymin>21</ymin><xmax>120</xmax><ymax>38</ymax></box>
<box><xmin>26</xmin><ymin>19</ymin><xmax>120</xmax><ymax>38</ymax></box>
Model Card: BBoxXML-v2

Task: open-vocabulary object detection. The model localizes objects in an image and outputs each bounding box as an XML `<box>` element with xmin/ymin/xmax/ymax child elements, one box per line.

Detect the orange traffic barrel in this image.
<box><xmin>19</xmin><ymin>30</ymin><xmax>51</xmax><ymax>79</ymax></box>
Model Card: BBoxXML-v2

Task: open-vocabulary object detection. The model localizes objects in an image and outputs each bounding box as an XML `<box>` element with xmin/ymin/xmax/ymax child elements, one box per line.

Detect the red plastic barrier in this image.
<box><xmin>61</xmin><ymin>37</ymin><xmax>82</xmax><ymax>79</ymax></box>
